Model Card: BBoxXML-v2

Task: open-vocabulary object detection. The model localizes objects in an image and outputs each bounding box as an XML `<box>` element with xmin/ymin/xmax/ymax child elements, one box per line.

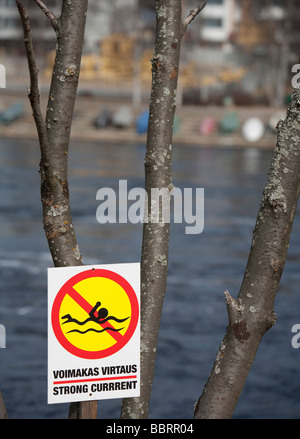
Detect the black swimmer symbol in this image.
<box><xmin>61</xmin><ymin>301</ymin><xmax>129</xmax><ymax>335</ymax></box>
<box><xmin>89</xmin><ymin>301</ymin><xmax>109</xmax><ymax>322</ymax></box>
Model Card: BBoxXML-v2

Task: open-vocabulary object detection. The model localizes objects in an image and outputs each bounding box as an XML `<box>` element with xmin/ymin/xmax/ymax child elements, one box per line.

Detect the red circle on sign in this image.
<box><xmin>51</xmin><ymin>269</ymin><xmax>139</xmax><ymax>359</ymax></box>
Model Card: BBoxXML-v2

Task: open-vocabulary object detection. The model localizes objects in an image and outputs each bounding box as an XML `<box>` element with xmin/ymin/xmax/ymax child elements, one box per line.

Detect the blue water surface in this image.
<box><xmin>1</xmin><ymin>137</ymin><xmax>300</xmax><ymax>419</ymax></box>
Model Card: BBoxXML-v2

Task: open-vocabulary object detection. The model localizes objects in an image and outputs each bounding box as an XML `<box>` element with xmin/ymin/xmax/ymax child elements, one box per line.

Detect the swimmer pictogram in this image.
<box><xmin>61</xmin><ymin>300</ymin><xmax>130</xmax><ymax>334</ymax></box>
<box><xmin>51</xmin><ymin>268</ymin><xmax>139</xmax><ymax>359</ymax></box>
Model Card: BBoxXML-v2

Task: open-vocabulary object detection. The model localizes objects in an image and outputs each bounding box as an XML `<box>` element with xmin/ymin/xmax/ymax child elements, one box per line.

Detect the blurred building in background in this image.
<box><xmin>0</xmin><ymin>0</ymin><xmax>299</xmax><ymax>106</ymax></box>
<box><xmin>0</xmin><ymin>0</ymin><xmax>59</xmax><ymax>54</ymax></box>
<box><xmin>0</xmin><ymin>0</ymin><xmax>138</xmax><ymax>54</ymax></box>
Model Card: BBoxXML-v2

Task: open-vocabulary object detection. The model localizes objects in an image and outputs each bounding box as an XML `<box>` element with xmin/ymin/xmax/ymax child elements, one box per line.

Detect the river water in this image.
<box><xmin>1</xmin><ymin>136</ymin><xmax>300</xmax><ymax>419</ymax></box>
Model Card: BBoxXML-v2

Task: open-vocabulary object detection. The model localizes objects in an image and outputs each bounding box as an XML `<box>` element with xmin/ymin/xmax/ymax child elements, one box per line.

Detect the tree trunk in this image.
<box><xmin>120</xmin><ymin>0</ymin><xmax>182</xmax><ymax>419</ymax></box>
<box><xmin>40</xmin><ymin>0</ymin><xmax>87</xmax><ymax>269</ymax></box>
<box><xmin>121</xmin><ymin>0</ymin><xmax>205</xmax><ymax>419</ymax></box>
<box><xmin>16</xmin><ymin>0</ymin><xmax>96</xmax><ymax>419</ymax></box>
<box><xmin>0</xmin><ymin>390</ymin><xmax>7</xmax><ymax>419</ymax></box>
<box><xmin>194</xmin><ymin>90</ymin><xmax>300</xmax><ymax>418</ymax></box>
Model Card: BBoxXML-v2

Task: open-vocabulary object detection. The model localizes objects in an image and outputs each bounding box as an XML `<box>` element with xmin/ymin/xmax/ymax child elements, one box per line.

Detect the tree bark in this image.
<box><xmin>121</xmin><ymin>1</ymin><xmax>205</xmax><ymax>419</ymax></box>
<box><xmin>0</xmin><ymin>389</ymin><xmax>7</xmax><ymax>419</ymax></box>
<box><xmin>194</xmin><ymin>89</ymin><xmax>300</xmax><ymax>418</ymax></box>
<box><xmin>16</xmin><ymin>0</ymin><xmax>96</xmax><ymax>419</ymax></box>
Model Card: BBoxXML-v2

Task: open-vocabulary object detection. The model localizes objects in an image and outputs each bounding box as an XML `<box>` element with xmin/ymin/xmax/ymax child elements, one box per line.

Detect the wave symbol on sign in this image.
<box><xmin>61</xmin><ymin>300</ymin><xmax>129</xmax><ymax>334</ymax></box>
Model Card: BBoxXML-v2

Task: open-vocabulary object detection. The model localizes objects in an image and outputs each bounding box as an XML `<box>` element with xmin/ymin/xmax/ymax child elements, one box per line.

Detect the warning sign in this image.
<box><xmin>48</xmin><ymin>263</ymin><xmax>140</xmax><ymax>404</ymax></box>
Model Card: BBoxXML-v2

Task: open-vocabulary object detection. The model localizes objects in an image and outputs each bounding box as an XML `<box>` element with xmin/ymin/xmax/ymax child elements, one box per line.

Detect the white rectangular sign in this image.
<box><xmin>48</xmin><ymin>263</ymin><xmax>140</xmax><ymax>404</ymax></box>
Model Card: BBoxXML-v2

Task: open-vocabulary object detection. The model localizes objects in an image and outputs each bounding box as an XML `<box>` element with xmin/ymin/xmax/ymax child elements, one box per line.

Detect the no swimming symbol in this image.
<box><xmin>51</xmin><ymin>268</ymin><xmax>139</xmax><ymax>359</ymax></box>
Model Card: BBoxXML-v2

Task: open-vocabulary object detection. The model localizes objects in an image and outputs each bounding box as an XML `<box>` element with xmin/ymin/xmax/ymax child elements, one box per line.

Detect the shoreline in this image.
<box><xmin>0</xmin><ymin>86</ymin><xmax>282</xmax><ymax>150</ymax></box>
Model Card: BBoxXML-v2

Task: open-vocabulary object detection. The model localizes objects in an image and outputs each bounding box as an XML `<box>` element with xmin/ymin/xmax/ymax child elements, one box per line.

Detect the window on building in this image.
<box><xmin>207</xmin><ymin>0</ymin><xmax>223</xmax><ymax>5</ymax></box>
<box><xmin>204</xmin><ymin>18</ymin><xmax>223</xmax><ymax>28</ymax></box>
<box><xmin>272</xmin><ymin>0</ymin><xmax>283</xmax><ymax>6</ymax></box>
<box><xmin>4</xmin><ymin>17</ymin><xmax>17</xmax><ymax>28</ymax></box>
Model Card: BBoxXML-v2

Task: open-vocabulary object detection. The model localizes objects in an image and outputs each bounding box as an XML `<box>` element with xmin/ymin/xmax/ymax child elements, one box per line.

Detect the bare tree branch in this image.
<box><xmin>33</xmin><ymin>0</ymin><xmax>60</xmax><ymax>35</ymax></box>
<box><xmin>185</xmin><ymin>2</ymin><xmax>206</xmax><ymax>25</ymax></box>
<box><xmin>16</xmin><ymin>0</ymin><xmax>49</xmax><ymax>156</ymax></box>
<box><xmin>182</xmin><ymin>2</ymin><xmax>206</xmax><ymax>34</ymax></box>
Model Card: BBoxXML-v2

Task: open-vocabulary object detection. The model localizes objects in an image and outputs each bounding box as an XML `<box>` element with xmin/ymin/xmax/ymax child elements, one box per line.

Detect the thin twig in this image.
<box><xmin>16</xmin><ymin>0</ymin><xmax>49</xmax><ymax>153</ymax></box>
<box><xmin>33</xmin><ymin>0</ymin><xmax>60</xmax><ymax>35</ymax></box>
<box><xmin>182</xmin><ymin>1</ymin><xmax>206</xmax><ymax>35</ymax></box>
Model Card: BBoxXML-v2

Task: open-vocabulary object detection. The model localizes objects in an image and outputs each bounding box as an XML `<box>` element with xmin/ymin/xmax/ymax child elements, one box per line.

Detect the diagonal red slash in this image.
<box><xmin>65</xmin><ymin>287</ymin><xmax>125</xmax><ymax>343</ymax></box>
